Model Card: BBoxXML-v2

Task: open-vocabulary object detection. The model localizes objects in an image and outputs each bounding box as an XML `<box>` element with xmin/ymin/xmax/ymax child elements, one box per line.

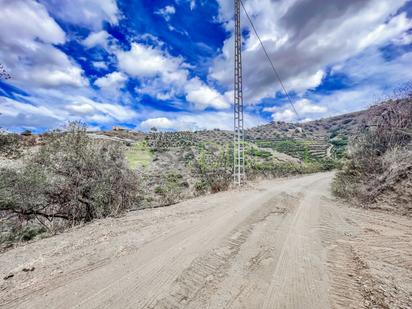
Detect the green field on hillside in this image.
<box><xmin>126</xmin><ymin>142</ymin><xmax>153</xmax><ymax>169</ymax></box>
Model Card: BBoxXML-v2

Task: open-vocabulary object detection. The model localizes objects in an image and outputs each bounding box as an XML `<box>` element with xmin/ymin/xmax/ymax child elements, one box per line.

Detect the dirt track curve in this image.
<box><xmin>1</xmin><ymin>172</ymin><xmax>411</xmax><ymax>308</ymax></box>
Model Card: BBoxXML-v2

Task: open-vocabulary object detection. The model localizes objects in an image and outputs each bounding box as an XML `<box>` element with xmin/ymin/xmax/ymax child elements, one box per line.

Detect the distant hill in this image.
<box><xmin>87</xmin><ymin>107</ymin><xmax>368</xmax><ymax>162</ymax></box>
<box><xmin>252</xmin><ymin>110</ymin><xmax>365</xmax><ymax>140</ymax></box>
<box><xmin>1</xmin><ymin>105</ymin><xmax>367</xmax><ymax>164</ymax></box>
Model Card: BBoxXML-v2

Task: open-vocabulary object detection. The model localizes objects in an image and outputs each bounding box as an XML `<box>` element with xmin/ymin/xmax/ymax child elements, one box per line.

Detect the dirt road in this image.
<box><xmin>1</xmin><ymin>173</ymin><xmax>411</xmax><ymax>308</ymax></box>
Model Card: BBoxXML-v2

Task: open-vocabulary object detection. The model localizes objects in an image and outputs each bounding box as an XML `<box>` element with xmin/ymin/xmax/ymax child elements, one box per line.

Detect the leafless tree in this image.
<box><xmin>393</xmin><ymin>81</ymin><xmax>412</xmax><ymax>99</ymax></box>
<box><xmin>0</xmin><ymin>63</ymin><xmax>11</xmax><ymax>80</ymax></box>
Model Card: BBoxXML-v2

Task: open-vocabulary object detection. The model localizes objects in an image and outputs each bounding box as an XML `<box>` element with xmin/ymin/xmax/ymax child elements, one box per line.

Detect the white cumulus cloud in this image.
<box><xmin>40</xmin><ymin>0</ymin><xmax>120</xmax><ymax>30</ymax></box>
<box><xmin>210</xmin><ymin>0</ymin><xmax>411</xmax><ymax>104</ymax></box>
<box><xmin>0</xmin><ymin>0</ymin><xmax>86</xmax><ymax>89</ymax></box>
<box><xmin>82</xmin><ymin>30</ymin><xmax>111</xmax><ymax>49</ymax></box>
<box><xmin>116</xmin><ymin>40</ymin><xmax>230</xmax><ymax>110</ymax></box>
<box><xmin>140</xmin><ymin>111</ymin><xmax>264</xmax><ymax>131</ymax></box>
<box><xmin>94</xmin><ymin>72</ymin><xmax>127</xmax><ymax>89</ymax></box>
<box><xmin>140</xmin><ymin>117</ymin><xmax>175</xmax><ymax>130</ymax></box>
<box><xmin>265</xmin><ymin>99</ymin><xmax>328</xmax><ymax>122</ymax></box>
<box><xmin>155</xmin><ymin>5</ymin><xmax>176</xmax><ymax>21</ymax></box>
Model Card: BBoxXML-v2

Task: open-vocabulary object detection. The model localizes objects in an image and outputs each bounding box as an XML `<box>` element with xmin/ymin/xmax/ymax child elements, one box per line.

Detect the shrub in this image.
<box><xmin>248</xmin><ymin>147</ymin><xmax>272</xmax><ymax>158</ymax></box>
<box><xmin>154</xmin><ymin>172</ymin><xmax>187</xmax><ymax>206</ymax></box>
<box><xmin>0</xmin><ymin>132</ymin><xmax>22</xmax><ymax>158</ymax></box>
<box><xmin>330</xmin><ymin>135</ymin><xmax>349</xmax><ymax>158</ymax></box>
<box><xmin>0</xmin><ymin>224</ymin><xmax>47</xmax><ymax>246</ymax></box>
<box><xmin>190</xmin><ymin>144</ymin><xmax>232</xmax><ymax>193</ymax></box>
<box><xmin>0</xmin><ymin>122</ymin><xmax>140</xmax><ymax>245</ymax></box>
<box><xmin>333</xmin><ymin>99</ymin><xmax>412</xmax><ymax>213</ymax></box>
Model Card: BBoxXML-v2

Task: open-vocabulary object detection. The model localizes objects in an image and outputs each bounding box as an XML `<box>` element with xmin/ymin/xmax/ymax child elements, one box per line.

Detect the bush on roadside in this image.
<box><xmin>0</xmin><ymin>122</ymin><xmax>140</xmax><ymax>246</ymax></box>
<box><xmin>153</xmin><ymin>172</ymin><xmax>188</xmax><ymax>206</ymax></box>
<box><xmin>190</xmin><ymin>144</ymin><xmax>233</xmax><ymax>193</ymax></box>
<box><xmin>333</xmin><ymin>99</ymin><xmax>412</xmax><ymax>214</ymax></box>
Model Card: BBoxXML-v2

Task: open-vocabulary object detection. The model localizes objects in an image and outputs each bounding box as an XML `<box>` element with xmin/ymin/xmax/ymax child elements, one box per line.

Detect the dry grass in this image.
<box><xmin>333</xmin><ymin>98</ymin><xmax>412</xmax><ymax>215</ymax></box>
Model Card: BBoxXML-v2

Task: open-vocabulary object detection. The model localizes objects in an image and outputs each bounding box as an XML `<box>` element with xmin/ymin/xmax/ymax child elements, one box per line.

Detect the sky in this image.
<box><xmin>0</xmin><ymin>0</ymin><xmax>411</xmax><ymax>132</ymax></box>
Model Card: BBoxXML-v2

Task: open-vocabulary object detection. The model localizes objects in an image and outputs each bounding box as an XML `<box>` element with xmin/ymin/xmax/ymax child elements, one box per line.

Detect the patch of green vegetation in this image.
<box><xmin>1</xmin><ymin>122</ymin><xmax>140</xmax><ymax>247</ymax></box>
<box><xmin>255</xmin><ymin>141</ymin><xmax>273</xmax><ymax>148</ymax></box>
<box><xmin>248</xmin><ymin>147</ymin><xmax>272</xmax><ymax>158</ymax></box>
<box><xmin>256</xmin><ymin>139</ymin><xmax>316</xmax><ymax>161</ymax></box>
<box><xmin>125</xmin><ymin>141</ymin><xmax>153</xmax><ymax>169</ymax></box>
<box><xmin>154</xmin><ymin>172</ymin><xmax>188</xmax><ymax>205</ymax></box>
<box><xmin>303</xmin><ymin>144</ymin><xmax>310</xmax><ymax>163</ymax></box>
<box><xmin>194</xmin><ymin>180</ymin><xmax>209</xmax><ymax>193</ymax></box>
<box><xmin>19</xmin><ymin>226</ymin><xmax>47</xmax><ymax>241</ymax></box>
<box><xmin>330</xmin><ymin>135</ymin><xmax>348</xmax><ymax>159</ymax></box>
<box><xmin>329</xmin><ymin>130</ymin><xmax>339</xmax><ymax>139</ymax></box>
<box><xmin>0</xmin><ymin>225</ymin><xmax>47</xmax><ymax>246</ymax></box>
<box><xmin>248</xmin><ymin>158</ymin><xmax>340</xmax><ymax>178</ymax></box>
<box><xmin>272</xmin><ymin>140</ymin><xmax>306</xmax><ymax>157</ymax></box>
<box><xmin>189</xmin><ymin>144</ymin><xmax>233</xmax><ymax>193</ymax></box>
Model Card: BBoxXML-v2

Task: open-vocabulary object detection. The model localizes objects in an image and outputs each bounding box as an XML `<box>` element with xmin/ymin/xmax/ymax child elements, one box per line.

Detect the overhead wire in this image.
<box><xmin>240</xmin><ymin>0</ymin><xmax>299</xmax><ymax>117</ymax></box>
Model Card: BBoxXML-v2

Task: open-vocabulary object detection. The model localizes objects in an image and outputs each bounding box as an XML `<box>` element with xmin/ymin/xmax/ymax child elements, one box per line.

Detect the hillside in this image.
<box><xmin>77</xmin><ymin>109</ymin><xmax>365</xmax><ymax>208</ymax></box>
<box><xmin>0</xmin><ymin>107</ymin><xmax>362</xmax><ymax>248</ymax></box>
<box><xmin>1</xmin><ymin>107</ymin><xmax>364</xmax><ymax>214</ymax></box>
<box><xmin>333</xmin><ymin>98</ymin><xmax>412</xmax><ymax>215</ymax></box>
<box><xmin>95</xmin><ymin>107</ymin><xmax>366</xmax><ymax>160</ymax></box>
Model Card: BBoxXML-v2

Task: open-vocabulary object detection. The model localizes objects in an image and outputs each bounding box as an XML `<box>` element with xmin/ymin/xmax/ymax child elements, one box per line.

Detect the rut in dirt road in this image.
<box><xmin>1</xmin><ymin>172</ymin><xmax>411</xmax><ymax>309</ymax></box>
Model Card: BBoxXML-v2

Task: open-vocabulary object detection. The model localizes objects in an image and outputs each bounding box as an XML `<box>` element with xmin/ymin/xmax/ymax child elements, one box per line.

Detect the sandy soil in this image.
<box><xmin>0</xmin><ymin>172</ymin><xmax>411</xmax><ymax>308</ymax></box>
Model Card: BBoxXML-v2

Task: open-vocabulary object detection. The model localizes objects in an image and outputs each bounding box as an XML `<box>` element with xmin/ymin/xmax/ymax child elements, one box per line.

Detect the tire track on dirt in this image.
<box><xmin>206</xmin><ymin>193</ymin><xmax>301</xmax><ymax>309</ymax></box>
<box><xmin>3</xmin><ymin>172</ymin><xmax>410</xmax><ymax>309</ymax></box>
<box><xmin>324</xmin><ymin>203</ymin><xmax>412</xmax><ymax>309</ymax></box>
<box><xmin>262</xmin><ymin>175</ymin><xmax>333</xmax><ymax>309</ymax></box>
<box><xmin>152</xmin><ymin>193</ymin><xmax>298</xmax><ymax>309</ymax></box>
<box><xmin>8</xmin><ymin>176</ymin><xmax>313</xmax><ymax>309</ymax></box>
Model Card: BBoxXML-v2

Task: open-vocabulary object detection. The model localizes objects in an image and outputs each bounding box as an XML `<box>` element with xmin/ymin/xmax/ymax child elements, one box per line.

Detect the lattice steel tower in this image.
<box><xmin>233</xmin><ymin>0</ymin><xmax>246</xmax><ymax>185</ymax></box>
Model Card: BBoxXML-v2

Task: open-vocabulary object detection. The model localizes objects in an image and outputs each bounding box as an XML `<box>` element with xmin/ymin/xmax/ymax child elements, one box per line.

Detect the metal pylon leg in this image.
<box><xmin>233</xmin><ymin>0</ymin><xmax>245</xmax><ymax>185</ymax></box>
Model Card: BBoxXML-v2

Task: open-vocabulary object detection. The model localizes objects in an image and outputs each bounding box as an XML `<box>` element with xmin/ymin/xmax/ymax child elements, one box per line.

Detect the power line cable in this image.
<box><xmin>240</xmin><ymin>0</ymin><xmax>299</xmax><ymax>117</ymax></box>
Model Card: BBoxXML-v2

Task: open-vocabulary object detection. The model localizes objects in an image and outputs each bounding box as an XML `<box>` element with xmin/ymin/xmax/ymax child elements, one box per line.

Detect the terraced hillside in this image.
<box><xmin>125</xmin><ymin>110</ymin><xmax>364</xmax><ymax>161</ymax></box>
<box><xmin>81</xmin><ymin>115</ymin><xmax>347</xmax><ymax>208</ymax></box>
<box><xmin>85</xmin><ymin>107</ymin><xmax>365</xmax><ymax>163</ymax></box>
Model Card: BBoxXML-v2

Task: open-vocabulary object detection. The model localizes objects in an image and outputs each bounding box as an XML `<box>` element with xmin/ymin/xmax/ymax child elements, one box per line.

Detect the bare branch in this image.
<box><xmin>0</xmin><ymin>63</ymin><xmax>11</xmax><ymax>80</ymax></box>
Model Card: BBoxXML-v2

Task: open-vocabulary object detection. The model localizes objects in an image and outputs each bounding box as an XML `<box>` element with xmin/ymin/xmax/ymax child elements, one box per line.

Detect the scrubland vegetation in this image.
<box><xmin>0</xmin><ymin>123</ymin><xmax>338</xmax><ymax>249</ymax></box>
<box><xmin>0</xmin><ymin>134</ymin><xmax>21</xmax><ymax>158</ymax></box>
<box><xmin>0</xmin><ymin>123</ymin><xmax>139</xmax><ymax>247</ymax></box>
<box><xmin>3</xmin><ymin>94</ymin><xmax>410</xmax><ymax>249</ymax></box>
<box><xmin>333</xmin><ymin>98</ymin><xmax>412</xmax><ymax>215</ymax></box>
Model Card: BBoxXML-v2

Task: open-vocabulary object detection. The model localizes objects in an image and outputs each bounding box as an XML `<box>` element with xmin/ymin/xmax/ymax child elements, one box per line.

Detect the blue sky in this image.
<box><xmin>0</xmin><ymin>0</ymin><xmax>411</xmax><ymax>132</ymax></box>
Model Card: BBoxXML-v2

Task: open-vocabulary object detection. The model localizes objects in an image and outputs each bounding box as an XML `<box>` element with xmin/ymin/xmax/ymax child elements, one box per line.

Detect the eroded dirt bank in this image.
<box><xmin>1</xmin><ymin>173</ymin><xmax>411</xmax><ymax>308</ymax></box>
